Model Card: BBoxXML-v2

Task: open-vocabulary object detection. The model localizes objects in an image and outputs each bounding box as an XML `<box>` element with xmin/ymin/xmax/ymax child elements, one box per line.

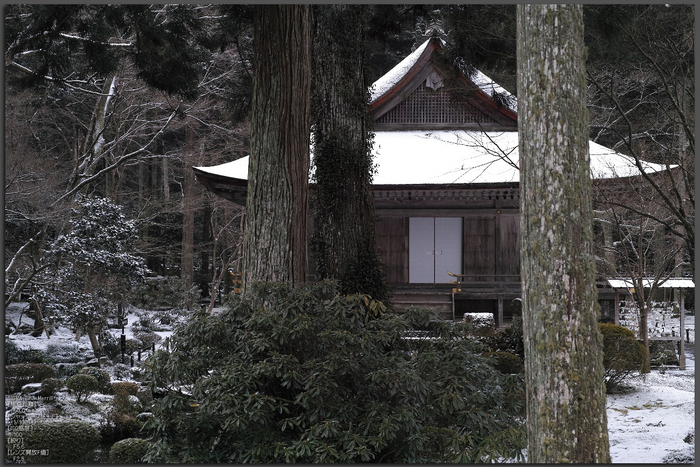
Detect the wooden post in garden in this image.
<box><xmin>678</xmin><ymin>288</ymin><xmax>685</xmax><ymax>370</ymax></box>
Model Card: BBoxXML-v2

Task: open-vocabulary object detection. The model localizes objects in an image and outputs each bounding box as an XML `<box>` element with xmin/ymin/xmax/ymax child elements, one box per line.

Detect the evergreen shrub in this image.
<box><xmin>134</xmin><ymin>331</ymin><xmax>162</xmax><ymax>350</ymax></box>
<box><xmin>112</xmin><ymin>381</ymin><xmax>140</xmax><ymax>396</ymax></box>
<box><xmin>79</xmin><ymin>367</ymin><xmax>111</xmax><ymax>393</ymax></box>
<box><xmin>100</xmin><ymin>411</ymin><xmax>142</xmax><ymax>443</ymax></box>
<box><xmin>5</xmin><ymin>363</ymin><xmax>56</xmax><ymax>393</ymax></box>
<box><xmin>485</xmin><ymin>351</ymin><xmax>524</xmax><ymax>374</ymax></box>
<box><xmin>45</xmin><ymin>342</ymin><xmax>81</xmax><ymax>363</ymax></box>
<box><xmin>109</xmin><ymin>438</ymin><xmax>151</xmax><ymax>463</ymax></box>
<box><xmin>600</xmin><ymin>323</ymin><xmax>647</xmax><ymax>393</ymax></box>
<box><xmin>21</xmin><ymin>419</ymin><xmax>100</xmax><ymax>463</ymax></box>
<box><xmin>66</xmin><ymin>374</ymin><xmax>99</xmax><ymax>402</ymax></box>
<box><xmin>56</xmin><ymin>362</ymin><xmax>84</xmax><ymax>378</ymax></box>
<box><xmin>38</xmin><ymin>377</ymin><xmax>64</xmax><ymax>397</ymax></box>
<box><xmin>143</xmin><ymin>281</ymin><xmax>525</xmax><ymax>463</ymax></box>
<box><xmin>5</xmin><ymin>339</ymin><xmax>52</xmax><ymax>365</ymax></box>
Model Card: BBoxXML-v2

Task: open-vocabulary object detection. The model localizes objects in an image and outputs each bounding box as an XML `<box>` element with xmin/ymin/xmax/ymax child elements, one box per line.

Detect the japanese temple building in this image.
<box><xmin>193</xmin><ymin>36</ymin><xmax>676</xmax><ymax>325</ymax></box>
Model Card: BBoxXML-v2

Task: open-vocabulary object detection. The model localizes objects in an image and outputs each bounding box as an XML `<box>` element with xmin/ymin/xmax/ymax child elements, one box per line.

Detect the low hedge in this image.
<box><xmin>109</xmin><ymin>437</ymin><xmax>151</xmax><ymax>463</ymax></box>
<box><xmin>21</xmin><ymin>419</ymin><xmax>100</xmax><ymax>463</ymax></box>
<box><xmin>112</xmin><ymin>381</ymin><xmax>139</xmax><ymax>396</ymax></box>
<box><xmin>5</xmin><ymin>363</ymin><xmax>56</xmax><ymax>394</ymax></box>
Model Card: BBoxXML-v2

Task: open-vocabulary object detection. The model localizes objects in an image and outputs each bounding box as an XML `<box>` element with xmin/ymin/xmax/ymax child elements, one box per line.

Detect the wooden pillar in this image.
<box><xmin>497</xmin><ymin>296</ymin><xmax>504</xmax><ymax>328</ymax></box>
<box><xmin>614</xmin><ymin>290</ymin><xmax>620</xmax><ymax>325</ymax></box>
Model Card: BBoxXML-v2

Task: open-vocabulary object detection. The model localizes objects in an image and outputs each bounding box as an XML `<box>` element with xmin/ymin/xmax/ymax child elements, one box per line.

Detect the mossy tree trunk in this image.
<box><xmin>242</xmin><ymin>5</ymin><xmax>311</xmax><ymax>289</ymax></box>
<box><xmin>310</xmin><ymin>5</ymin><xmax>389</xmax><ymax>303</ymax></box>
<box><xmin>516</xmin><ymin>4</ymin><xmax>611</xmax><ymax>463</ymax></box>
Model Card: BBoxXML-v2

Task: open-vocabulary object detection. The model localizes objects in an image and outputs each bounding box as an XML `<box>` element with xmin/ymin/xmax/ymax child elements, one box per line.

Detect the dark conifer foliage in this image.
<box><xmin>5</xmin><ymin>4</ymin><xmax>215</xmax><ymax>98</ymax></box>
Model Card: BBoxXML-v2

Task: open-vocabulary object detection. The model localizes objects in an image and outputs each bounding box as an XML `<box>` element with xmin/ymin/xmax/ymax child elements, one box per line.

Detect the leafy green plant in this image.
<box><xmin>100</xmin><ymin>410</ymin><xmax>142</xmax><ymax>444</ymax></box>
<box><xmin>66</xmin><ymin>373</ymin><xmax>99</xmax><ymax>402</ymax></box>
<box><xmin>142</xmin><ymin>281</ymin><xmax>525</xmax><ymax>463</ymax></box>
<box><xmin>112</xmin><ymin>381</ymin><xmax>140</xmax><ymax>396</ymax></box>
<box><xmin>79</xmin><ymin>366</ymin><xmax>111</xmax><ymax>393</ymax></box>
<box><xmin>38</xmin><ymin>377</ymin><xmax>63</xmax><ymax>397</ymax></box>
<box><xmin>5</xmin><ymin>339</ymin><xmax>52</xmax><ymax>365</ymax></box>
<box><xmin>109</xmin><ymin>438</ymin><xmax>151</xmax><ymax>463</ymax></box>
<box><xmin>485</xmin><ymin>351</ymin><xmax>524</xmax><ymax>375</ymax></box>
<box><xmin>21</xmin><ymin>420</ymin><xmax>100</xmax><ymax>463</ymax></box>
<box><xmin>600</xmin><ymin>323</ymin><xmax>647</xmax><ymax>393</ymax></box>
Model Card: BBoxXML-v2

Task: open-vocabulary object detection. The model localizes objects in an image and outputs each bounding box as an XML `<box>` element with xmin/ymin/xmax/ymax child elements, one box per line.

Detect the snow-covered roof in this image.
<box><xmin>369</xmin><ymin>37</ymin><xmax>518</xmax><ymax>113</ymax></box>
<box><xmin>370</xmin><ymin>40</ymin><xmax>430</xmax><ymax>103</ymax></box>
<box><xmin>470</xmin><ymin>69</ymin><xmax>517</xmax><ymax>112</ymax></box>
<box><xmin>608</xmin><ymin>278</ymin><xmax>695</xmax><ymax>289</ymax></box>
<box><xmin>193</xmin><ymin>130</ymin><xmax>670</xmax><ymax>186</ymax></box>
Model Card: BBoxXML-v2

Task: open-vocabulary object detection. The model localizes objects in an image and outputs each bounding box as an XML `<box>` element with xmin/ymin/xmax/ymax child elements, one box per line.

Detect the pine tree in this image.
<box><xmin>36</xmin><ymin>196</ymin><xmax>149</xmax><ymax>359</ymax></box>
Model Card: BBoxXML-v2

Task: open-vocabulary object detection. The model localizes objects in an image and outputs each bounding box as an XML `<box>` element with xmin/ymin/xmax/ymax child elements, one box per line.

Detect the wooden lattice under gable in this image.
<box><xmin>375</xmin><ymin>83</ymin><xmax>497</xmax><ymax>127</ymax></box>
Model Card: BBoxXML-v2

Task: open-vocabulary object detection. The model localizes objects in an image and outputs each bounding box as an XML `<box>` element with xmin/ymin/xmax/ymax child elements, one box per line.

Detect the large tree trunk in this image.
<box><xmin>310</xmin><ymin>5</ymin><xmax>389</xmax><ymax>303</ymax></box>
<box><xmin>242</xmin><ymin>5</ymin><xmax>311</xmax><ymax>288</ymax></box>
<box><xmin>517</xmin><ymin>5</ymin><xmax>610</xmax><ymax>463</ymax></box>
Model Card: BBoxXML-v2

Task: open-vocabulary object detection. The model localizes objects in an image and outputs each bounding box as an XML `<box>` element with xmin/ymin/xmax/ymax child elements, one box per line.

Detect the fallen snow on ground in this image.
<box><xmin>607</xmin><ymin>352</ymin><xmax>695</xmax><ymax>463</ymax></box>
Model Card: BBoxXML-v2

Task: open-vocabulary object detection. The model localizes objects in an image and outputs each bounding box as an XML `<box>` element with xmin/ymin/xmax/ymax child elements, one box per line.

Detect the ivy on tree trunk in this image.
<box><xmin>310</xmin><ymin>5</ymin><xmax>389</xmax><ymax>303</ymax></box>
<box><xmin>242</xmin><ymin>5</ymin><xmax>311</xmax><ymax>289</ymax></box>
<box><xmin>517</xmin><ymin>4</ymin><xmax>611</xmax><ymax>463</ymax></box>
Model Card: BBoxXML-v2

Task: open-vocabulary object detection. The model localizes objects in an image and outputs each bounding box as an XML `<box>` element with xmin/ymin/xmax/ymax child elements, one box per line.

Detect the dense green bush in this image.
<box><xmin>5</xmin><ymin>339</ymin><xmax>52</xmax><ymax>365</ymax></box>
<box><xmin>21</xmin><ymin>420</ymin><xmax>100</xmax><ymax>463</ymax></box>
<box><xmin>143</xmin><ymin>281</ymin><xmax>525</xmax><ymax>463</ymax></box>
<box><xmin>56</xmin><ymin>362</ymin><xmax>85</xmax><ymax>378</ymax></box>
<box><xmin>5</xmin><ymin>363</ymin><xmax>56</xmax><ymax>393</ymax></box>
<box><xmin>38</xmin><ymin>377</ymin><xmax>64</xmax><ymax>397</ymax></box>
<box><xmin>134</xmin><ymin>330</ymin><xmax>162</xmax><ymax>350</ymax></box>
<box><xmin>100</xmin><ymin>410</ymin><xmax>142</xmax><ymax>443</ymax></box>
<box><xmin>485</xmin><ymin>351</ymin><xmax>524</xmax><ymax>375</ymax></box>
<box><xmin>112</xmin><ymin>381</ymin><xmax>140</xmax><ymax>396</ymax></box>
<box><xmin>600</xmin><ymin>323</ymin><xmax>647</xmax><ymax>393</ymax></box>
<box><xmin>66</xmin><ymin>373</ymin><xmax>99</xmax><ymax>402</ymax></box>
<box><xmin>79</xmin><ymin>367</ymin><xmax>111</xmax><ymax>393</ymax></box>
<box><xmin>109</xmin><ymin>438</ymin><xmax>151</xmax><ymax>463</ymax></box>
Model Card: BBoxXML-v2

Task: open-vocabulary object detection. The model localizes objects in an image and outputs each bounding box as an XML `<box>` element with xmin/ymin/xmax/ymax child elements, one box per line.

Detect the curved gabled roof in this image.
<box><xmin>193</xmin><ymin>37</ymin><xmax>672</xmax><ymax>204</ymax></box>
<box><xmin>369</xmin><ymin>37</ymin><xmax>517</xmax><ymax>129</ymax></box>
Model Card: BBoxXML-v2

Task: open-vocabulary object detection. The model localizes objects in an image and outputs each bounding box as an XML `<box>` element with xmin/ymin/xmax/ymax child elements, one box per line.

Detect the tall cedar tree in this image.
<box><xmin>242</xmin><ymin>5</ymin><xmax>311</xmax><ymax>288</ymax></box>
<box><xmin>310</xmin><ymin>5</ymin><xmax>390</xmax><ymax>303</ymax></box>
<box><xmin>516</xmin><ymin>5</ymin><xmax>610</xmax><ymax>463</ymax></box>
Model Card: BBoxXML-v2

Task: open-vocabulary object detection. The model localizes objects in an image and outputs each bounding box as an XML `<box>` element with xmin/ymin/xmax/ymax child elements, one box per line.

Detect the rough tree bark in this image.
<box><xmin>517</xmin><ymin>4</ymin><xmax>611</xmax><ymax>463</ymax></box>
<box><xmin>310</xmin><ymin>5</ymin><xmax>389</xmax><ymax>303</ymax></box>
<box><xmin>242</xmin><ymin>5</ymin><xmax>311</xmax><ymax>289</ymax></box>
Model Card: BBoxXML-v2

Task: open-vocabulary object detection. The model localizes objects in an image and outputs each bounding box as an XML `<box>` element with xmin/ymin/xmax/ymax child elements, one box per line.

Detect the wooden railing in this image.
<box><xmin>447</xmin><ymin>273</ymin><xmax>521</xmax><ymax>292</ymax></box>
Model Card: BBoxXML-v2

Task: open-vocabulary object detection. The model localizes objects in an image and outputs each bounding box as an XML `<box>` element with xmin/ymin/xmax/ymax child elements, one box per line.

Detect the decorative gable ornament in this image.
<box><xmin>425</xmin><ymin>70</ymin><xmax>443</xmax><ymax>91</ymax></box>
